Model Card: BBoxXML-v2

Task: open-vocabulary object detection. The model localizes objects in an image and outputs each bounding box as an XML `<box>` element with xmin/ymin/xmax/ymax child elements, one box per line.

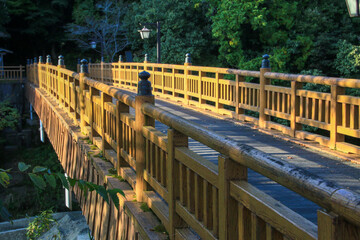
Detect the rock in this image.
<box><xmin>39</xmin><ymin>212</ymin><xmax>90</xmax><ymax>240</ymax></box>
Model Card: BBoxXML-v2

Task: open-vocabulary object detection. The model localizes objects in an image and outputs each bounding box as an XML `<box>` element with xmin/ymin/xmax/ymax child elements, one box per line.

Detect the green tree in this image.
<box><xmin>67</xmin><ymin>0</ymin><xmax>129</xmax><ymax>62</ymax></box>
<box><xmin>123</xmin><ymin>0</ymin><xmax>216</xmax><ymax>65</ymax></box>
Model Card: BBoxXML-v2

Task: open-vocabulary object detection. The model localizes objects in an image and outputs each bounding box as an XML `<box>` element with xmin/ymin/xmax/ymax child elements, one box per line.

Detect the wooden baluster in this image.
<box><xmin>330</xmin><ymin>85</ymin><xmax>345</xmax><ymax>148</ymax></box>
<box><xmin>116</xmin><ymin>100</ymin><xmax>130</xmax><ymax>173</ymax></box>
<box><xmin>167</xmin><ymin>128</ymin><xmax>188</xmax><ymax>239</ymax></box>
<box><xmin>101</xmin><ymin>92</ymin><xmax>112</xmax><ymax>152</ymax></box>
<box><xmin>259</xmin><ymin>54</ymin><xmax>271</xmax><ymax>129</ymax></box>
<box><xmin>90</xmin><ymin>86</ymin><xmax>100</xmax><ymax>142</ymax></box>
<box><xmin>218</xmin><ymin>155</ymin><xmax>247</xmax><ymax>240</ymax></box>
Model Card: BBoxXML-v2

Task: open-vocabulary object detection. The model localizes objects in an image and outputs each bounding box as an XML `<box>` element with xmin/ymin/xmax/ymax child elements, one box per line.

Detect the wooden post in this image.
<box><xmin>218</xmin><ymin>155</ymin><xmax>247</xmax><ymax>240</ymax></box>
<box><xmin>135</xmin><ymin>70</ymin><xmax>155</xmax><ymax>202</ymax></box>
<box><xmin>259</xmin><ymin>54</ymin><xmax>271</xmax><ymax>129</ymax></box>
<box><xmin>116</xmin><ymin>100</ymin><xmax>129</xmax><ymax>173</ymax></box>
<box><xmin>330</xmin><ymin>85</ymin><xmax>345</xmax><ymax>149</ymax></box>
<box><xmin>291</xmin><ymin>81</ymin><xmax>302</xmax><ymax>137</ymax></box>
<box><xmin>101</xmin><ymin>58</ymin><xmax>104</xmax><ymax>83</ymax></box>
<box><xmin>167</xmin><ymin>129</ymin><xmax>188</xmax><ymax>239</ymax></box>
<box><xmin>318</xmin><ymin>209</ymin><xmax>360</xmax><ymax>240</ymax></box>
<box><xmin>184</xmin><ymin>53</ymin><xmax>192</xmax><ymax>104</ymax></box>
<box><xmin>79</xmin><ymin>59</ymin><xmax>88</xmax><ymax>133</ymax></box>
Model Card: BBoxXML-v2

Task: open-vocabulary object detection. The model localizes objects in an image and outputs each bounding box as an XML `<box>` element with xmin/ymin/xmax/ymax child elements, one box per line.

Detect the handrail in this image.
<box><xmin>0</xmin><ymin>65</ymin><xmax>25</xmax><ymax>81</ymax></box>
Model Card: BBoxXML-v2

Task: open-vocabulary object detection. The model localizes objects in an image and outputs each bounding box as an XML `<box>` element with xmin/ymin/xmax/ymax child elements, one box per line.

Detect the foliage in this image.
<box><xmin>66</xmin><ymin>0</ymin><xmax>129</xmax><ymax>62</ymax></box>
<box><xmin>123</xmin><ymin>0</ymin><xmax>216</xmax><ymax>65</ymax></box>
<box><xmin>0</xmin><ymin>100</ymin><xmax>20</xmax><ymax>131</ymax></box>
<box><xmin>334</xmin><ymin>40</ymin><xmax>360</xmax><ymax>78</ymax></box>
<box><xmin>0</xmin><ymin>159</ymin><xmax>125</xmax><ymax>221</ymax></box>
<box><xmin>0</xmin><ymin>0</ymin><xmax>10</xmax><ymax>38</ymax></box>
<box><xmin>26</xmin><ymin>209</ymin><xmax>60</xmax><ymax>240</ymax></box>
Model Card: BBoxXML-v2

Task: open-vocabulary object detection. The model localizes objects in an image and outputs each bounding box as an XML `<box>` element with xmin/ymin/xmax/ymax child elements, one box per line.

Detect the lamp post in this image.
<box><xmin>138</xmin><ymin>21</ymin><xmax>161</xmax><ymax>63</ymax></box>
<box><xmin>90</xmin><ymin>40</ymin><xmax>104</xmax><ymax>61</ymax></box>
<box><xmin>345</xmin><ymin>0</ymin><xmax>360</xmax><ymax>17</ymax></box>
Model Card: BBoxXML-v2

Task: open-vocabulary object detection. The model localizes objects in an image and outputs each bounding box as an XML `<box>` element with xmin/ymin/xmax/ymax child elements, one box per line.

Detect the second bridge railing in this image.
<box><xmin>85</xmin><ymin>55</ymin><xmax>360</xmax><ymax>155</ymax></box>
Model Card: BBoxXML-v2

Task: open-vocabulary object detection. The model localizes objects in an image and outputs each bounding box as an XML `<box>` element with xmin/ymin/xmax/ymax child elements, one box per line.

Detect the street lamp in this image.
<box><xmin>345</xmin><ymin>0</ymin><xmax>360</xmax><ymax>17</ymax></box>
<box><xmin>138</xmin><ymin>21</ymin><xmax>161</xmax><ymax>63</ymax></box>
<box><xmin>89</xmin><ymin>40</ymin><xmax>104</xmax><ymax>61</ymax></box>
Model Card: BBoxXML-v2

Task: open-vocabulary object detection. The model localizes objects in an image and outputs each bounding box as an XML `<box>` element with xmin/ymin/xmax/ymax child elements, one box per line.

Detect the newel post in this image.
<box><xmin>259</xmin><ymin>54</ymin><xmax>271</xmax><ymax>129</ymax></box>
<box><xmin>135</xmin><ymin>71</ymin><xmax>155</xmax><ymax>202</ymax></box>
<box><xmin>291</xmin><ymin>80</ymin><xmax>302</xmax><ymax>137</ymax></box>
<box><xmin>184</xmin><ymin>53</ymin><xmax>192</xmax><ymax>104</ymax></box>
<box><xmin>46</xmin><ymin>55</ymin><xmax>51</xmax><ymax>93</ymax></box>
<box><xmin>218</xmin><ymin>156</ymin><xmax>247</xmax><ymax>240</ymax></box>
<box><xmin>167</xmin><ymin>129</ymin><xmax>188</xmax><ymax>239</ymax></box>
<box><xmin>101</xmin><ymin>57</ymin><xmax>104</xmax><ymax>83</ymax></box>
<box><xmin>57</xmin><ymin>55</ymin><xmax>65</xmax><ymax>105</ymax></box>
<box><xmin>79</xmin><ymin>59</ymin><xmax>88</xmax><ymax>133</ymax></box>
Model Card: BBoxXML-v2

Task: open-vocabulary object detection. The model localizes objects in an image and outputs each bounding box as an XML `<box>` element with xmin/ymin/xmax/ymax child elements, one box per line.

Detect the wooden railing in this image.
<box><xmin>86</xmin><ymin>59</ymin><xmax>360</xmax><ymax>155</ymax></box>
<box><xmin>0</xmin><ymin>66</ymin><xmax>25</xmax><ymax>81</ymax></box>
<box><xmin>28</xmin><ymin>61</ymin><xmax>360</xmax><ymax>240</ymax></box>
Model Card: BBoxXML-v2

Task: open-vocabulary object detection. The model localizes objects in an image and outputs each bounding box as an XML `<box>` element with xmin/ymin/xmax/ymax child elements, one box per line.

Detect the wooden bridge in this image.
<box><xmin>9</xmin><ymin>55</ymin><xmax>360</xmax><ymax>239</ymax></box>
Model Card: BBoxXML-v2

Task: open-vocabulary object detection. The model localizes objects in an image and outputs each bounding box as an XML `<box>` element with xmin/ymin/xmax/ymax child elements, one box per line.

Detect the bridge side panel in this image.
<box><xmin>25</xmin><ymin>84</ymin><xmax>141</xmax><ymax>240</ymax></box>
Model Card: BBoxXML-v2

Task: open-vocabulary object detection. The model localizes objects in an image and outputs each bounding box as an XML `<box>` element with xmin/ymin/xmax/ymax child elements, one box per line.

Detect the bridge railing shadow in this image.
<box><xmin>27</xmin><ymin>60</ymin><xmax>360</xmax><ymax>240</ymax></box>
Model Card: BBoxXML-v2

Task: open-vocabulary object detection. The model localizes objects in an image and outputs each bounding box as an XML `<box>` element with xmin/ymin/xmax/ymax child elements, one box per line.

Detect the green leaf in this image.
<box><xmin>56</xmin><ymin>173</ymin><xmax>69</xmax><ymax>190</ymax></box>
<box><xmin>107</xmin><ymin>189</ymin><xmax>124</xmax><ymax>210</ymax></box>
<box><xmin>68</xmin><ymin>177</ymin><xmax>77</xmax><ymax>187</ymax></box>
<box><xmin>0</xmin><ymin>172</ymin><xmax>10</xmax><ymax>188</ymax></box>
<box><xmin>32</xmin><ymin>166</ymin><xmax>48</xmax><ymax>173</ymax></box>
<box><xmin>44</xmin><ymin>174</ymin><xmax>56</xmax><ymax>188</ymax></box>
<box><xmin>18</xmin><ymin>162</ymin><xmax>31</xmax><ymax>172</ymax></box>
<box><xmin>85</xmin><ymin>182</ymin><xmax>97</xmax><ymax>192</ymax></box>
<box><xmin>28</xmin><ymin>173</ymin><xmax>46</xmax><ymax>190</ymax></box>
<box><xmin>95</xmin><ymin>185</ymin><xmax>109</xmax><ymax>204</ymax></box>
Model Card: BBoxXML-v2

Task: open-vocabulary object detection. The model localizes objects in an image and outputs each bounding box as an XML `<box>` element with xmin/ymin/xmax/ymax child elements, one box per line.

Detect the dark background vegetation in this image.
<box><xmin>1</xmin><ymin>0</ymin><xmax>360</xmax><ymax>77</ymax></box>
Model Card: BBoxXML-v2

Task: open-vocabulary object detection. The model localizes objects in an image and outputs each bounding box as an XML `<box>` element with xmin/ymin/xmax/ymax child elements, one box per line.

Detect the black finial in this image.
<box><xmin>119</xmin><ymin>55</ymin><xmax>123</xmax><ymax>62</ymax></box>
<box><xmin>30</xmin><ymin>59</ymin><xmax>33</xmax><ymax>64</ymax></box>
<box><xmin>185</xmin><ymin>53</ymin><xmax>191</xmax><ymax>64</ymax></box>
<box><xmin>34</xmin><ymin>57</ymin><xmax>37</xmax><ymax>64</ymax></box>
<box><xmin>39</xmin><ymin>56</ymin><xmax>43</xmax><ymax>64</ymax></box>
<box><xmin>89</xmin><ymin>58</ymin><xmax>92</xmax><ymax>64</ymax></box>
<box><xmin>137</xmin><ymin>71</ymin><xmax>152</xmax><ymax>96</ymax></box>
<box><xmin>77</xmin><ymin>58</ymin><xmax>80</xmax><ymax>64</ymax></box>
<box><xmin>80</xmin><ymin>59</ymin><xmax>88</xmax><ymax>73</ymax></box>
<box><xmin>261</xmin><ymin>54</ymin><xmax>270</xmax><ymax>68</ymax></box>
<box><xmin>58</xmin><ymin>55</ymin><xmax>65</xmax><ymax>66</ymax></box>
<box><xmin>144</xmin><ymin>54</ymin><xmax>148</xmax><ymax>62</ymax></box>
<box><xmin>27</xmin><ymin>59</ymin><xmax>30</xmax><ymax>65</ymax></box>
<box><xmin>46</xmin><ymin>55</ymin><xmax>51</xmax><ymax>64</ymax></box>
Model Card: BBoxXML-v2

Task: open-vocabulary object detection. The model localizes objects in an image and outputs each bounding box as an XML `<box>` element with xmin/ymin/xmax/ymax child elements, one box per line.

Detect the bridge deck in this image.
<box><xmin>120</xmin><ymin>89</ymin><xmax>360</xmax><ymax>225</ymax></box>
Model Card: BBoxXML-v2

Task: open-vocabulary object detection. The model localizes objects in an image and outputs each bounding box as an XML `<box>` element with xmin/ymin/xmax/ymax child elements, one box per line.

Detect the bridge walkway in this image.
<box><xmin>119</xmin><ymin>88</ymin><xmax>360</xmax><ymax>225</ymax></box>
